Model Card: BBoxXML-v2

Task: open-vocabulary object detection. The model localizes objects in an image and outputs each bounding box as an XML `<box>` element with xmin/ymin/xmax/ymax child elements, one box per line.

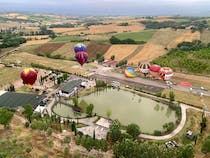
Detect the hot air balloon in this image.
<box><xmin>149</xmin><ymin>64</ymin><xmax>161</xmax><ymax>78</ymax></box>
<box><xmin>21</xmin><ymin>68</ymin><xmax>38</xmax><ymax>86</ymax></box>
<box><xmin>124</xmin><ymin>67</ymin><xmax>136</xmax><ymax>78</ymax></box>
<box><xmin>139</xmin><ymin>63</ymin><xmax>151</xmax><ymax>76</ymax></box>
<box><xmin>75</xmin><ymin>51</ymin><xmax>88</xmax><ymax>66</ymax></box>
<box><xmin>74</xmin><ymin>43</ymin><xmax>87</xmax><ymax>53</ymax></box>
<box><xmin>159</xmin><ymin>67</ymin><xmax>173</xmax><ymax>81</ymax></box>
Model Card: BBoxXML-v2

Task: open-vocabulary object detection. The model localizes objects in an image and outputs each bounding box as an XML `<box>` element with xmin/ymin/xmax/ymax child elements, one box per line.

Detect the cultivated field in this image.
<box><xmin>200</xmin><ymin>30</ymin><xmax>210</xmax><ymax>44</ymax></box>
<box><xmin>167</xmin><ymin>30</ymin><xmax>200</xmax><ymax>49</ymax></box>
<box><xmin>51</xmin><ymin>42</ymin><xmax>89</xmax><ymax>59</ymax></box>
<box><xmin>34</xmin><ymin>43</ymin><xmax>66</xmax><ymax>54</ymax></box>
<box><xmin>0</xmin><ymin>67</ymin><xmax>21</xmax><ymax>88</ymax></box>
<box><xmin>104</xmin><ymin>45</ymin><xmax>139</xmax><ymax>61</ymax></box>
<box><xmin>148</xmin><ymin>29</ymin><xmax>186</xmax><ymax>47</ymax></box>
<box><xmin>128</xmin><ymin>43</ymin><xmax>167</xmax><ymax>64</ymax></box>
<box><xmin>49</xmin><ymin>27</ymin><xmax>88</xmax><ymax>35</ymax></box>
<box><xmin>24</xmin><ymin>39</ymin><xmax>51</xmax><ymax>46</ymax></box>
<box><xmin>114</xmin><ymin>30</ymin><xmax>156</xmax><ymax>42</ymax></box>
<box><xmin>87</xmin><ymin>43</ymin><xmax>111</xmax><ymax>59</ymax></box>
<box><xmin>1</xmin><ymin>52</ymin><xmax>88</xmax><ymax>75</ymax></box>
<box><xmin>50</xmin><ymin>36</ymin><xmax>85</xmax><ymax>43</ymax></box>
<box><xmin>88</xmin><ymin>23</ymin><xmax>144</xmax><ymax>34</ymax></box>
<box><xmin>22</xmin><ymin>35</ymin><xmax>49</xmax><ymax>40</ymax></box>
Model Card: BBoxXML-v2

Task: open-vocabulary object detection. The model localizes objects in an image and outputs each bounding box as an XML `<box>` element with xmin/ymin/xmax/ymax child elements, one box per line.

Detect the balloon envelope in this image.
<box><xmin>159</xmin><ymin>67</ymin><xmax>173</xmax><ymax>81</ymax></box>
<box><xmin>149</xmin><ymin>64</ymin><xmax>161</xmax><ymax>77</ymax></box>
<box><xmin>74</xmin><ymin>43</ymin><xmax>87</xmax><ymax>53</ymax></box>
<box><xmin>139</xmin><ymin>63</ymin><xmax>151</xmax><ymax>75</ymax></box>
<box><xmin>21</xmin><ymin>68</ymin><xmax>37</xmax><ymax>86</ymax></box>
<box><xmin>124</xmin><ymin>67</ymin><xmax>136</xmax><ymax>78</ymax></box>
<box><xmin>75</xmin><ymin>51</ymin><xmax>88</xmax><ymax>66</ymax></box>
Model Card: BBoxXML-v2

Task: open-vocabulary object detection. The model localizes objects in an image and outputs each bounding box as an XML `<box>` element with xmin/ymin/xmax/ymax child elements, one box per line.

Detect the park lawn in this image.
<box><xmin>162</xmin><ymin>89</ymin><xmax>210</xmax><ymax>109</ymax></box>
<box><xmin>0</xmin><ymin>67</ymin><xmax>21</xmax><ymax>88</ymax></box>
<box><xmin>114</xmin><ymin>30</ymin><xmax>156</xmax><ymax>42</ymax></box>
<box><xmin>1</xmin><ymin>52</ymin><xmax>88</xmax><ymax>75</ymax></box>
<box><xmin>50</xmin><ymin>36</ymin><xmax>85</xmax><ymax>43</ymax></box>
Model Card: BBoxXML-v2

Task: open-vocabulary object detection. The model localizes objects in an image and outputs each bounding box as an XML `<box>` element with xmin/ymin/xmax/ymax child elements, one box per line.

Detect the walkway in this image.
<box><xmin>139</xmin><ymin>103</ymin><xmax>210</xmax><ymax>140</ymax></box>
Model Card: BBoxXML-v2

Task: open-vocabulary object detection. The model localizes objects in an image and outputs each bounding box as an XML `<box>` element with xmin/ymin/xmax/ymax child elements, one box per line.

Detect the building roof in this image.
<box><xmin>103</xmin><ymin>60</ymin><xmax>118</xmax><ymax>67</ymax></box>
<box><xmin>60</xmin><ymin>79</ymin><xmax>82</xmax><ymax>93</ymax></box>
<box><xmin>0</xmin><ymin>92</ymin><xmax>44</xmax><ymax>108</ymax></box>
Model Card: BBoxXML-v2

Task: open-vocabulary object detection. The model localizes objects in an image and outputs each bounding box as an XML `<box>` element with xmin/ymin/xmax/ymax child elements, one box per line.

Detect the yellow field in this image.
<box><xmin>1</xmin><ymin>52</ymin><xmax>88</xmax><ymax>75</ymax></box>
<box><xmin>23</xmin><ymin>39</ymin><xmax>51</xmax><ymax>46</ymax></box>
<box><xmin>104</xmin><ymin>44</ymin><xmax>139</xmax><ymax>61</ymax></box>
<box><xmin>22</xmin><ymin>35</ymin><xmax>49</xmax><ymax>40</ymax></box>
<box><xmin>167</xmin><ymin>30</ymin><xmax>200</xmax><ymax>49</ymax></box>
<box><xmin>128</xmin><ymin>43</ymin><xmax>167</xmax><ymax>64</ymax></box>
<box><xmin>88</xmin><ymin>23</ymin><xmax>144</xmax><ymax>34</ymax></box>
<box><xmin>0</xmin><ymin>67</ymin><xmax>21</xmax><ymax>88</ymax></box>
<box><xmin>49</xmin><ymin>27</ymin><xmax>88</xmax><ymax>35</ymax></box>
<box><xmin>201</xmin><ymin>30</ymin><xmax>210</xmax><ymax>44</ymax></box>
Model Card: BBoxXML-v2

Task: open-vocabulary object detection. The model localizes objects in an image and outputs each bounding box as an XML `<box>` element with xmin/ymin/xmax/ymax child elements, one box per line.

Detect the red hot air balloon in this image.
<box><xmin>75</xmin><ymin>51</ymin><xmax>88</xmax><ymax>66</ymax></box>
<box><xmin>149</xmin><ymin>64</ymin><xmax>161</xmax><ymax>78</ymax></box>
<box><xmin>21</xmin><ymin>68</ymin><xmax>38</xmax><ymax>86</ymax></box>
<box><xmin>159</xmin><ymin>67</ymin><xmax>173</xmax><ymax>81</ymax></box>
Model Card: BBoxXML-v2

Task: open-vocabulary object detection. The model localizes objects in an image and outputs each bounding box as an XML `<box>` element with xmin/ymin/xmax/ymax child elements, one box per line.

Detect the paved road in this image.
<box><xmin>139</xmin><ymin>103</ymin><xmax>210</xmax><ymax>140</ymax></box>
<box><xmin>94</xmin><ymin>70</ymin><xmax>210</xmax><ymax>96</ymax></box>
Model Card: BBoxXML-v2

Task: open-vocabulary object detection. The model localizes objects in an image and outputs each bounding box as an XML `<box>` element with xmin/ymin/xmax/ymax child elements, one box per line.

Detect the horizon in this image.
<box><xmin>0</xmin><ymin>0</ymin><xmax>210</xmax><ymax>16</ymax></box>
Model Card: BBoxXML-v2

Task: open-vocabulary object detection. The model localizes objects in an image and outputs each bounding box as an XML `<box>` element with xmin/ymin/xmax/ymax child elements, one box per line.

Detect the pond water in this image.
<box><xmin>53</xmin><ymin>88</ymin><xmax>177</xmax><ymax>133</ymax></box>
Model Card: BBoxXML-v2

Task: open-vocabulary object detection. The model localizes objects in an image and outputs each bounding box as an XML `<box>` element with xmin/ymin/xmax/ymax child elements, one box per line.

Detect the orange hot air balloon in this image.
<box><xmin>21</xmin><ymin>68</ymin><xmax>38</xmax><ymax>86</ymax></box>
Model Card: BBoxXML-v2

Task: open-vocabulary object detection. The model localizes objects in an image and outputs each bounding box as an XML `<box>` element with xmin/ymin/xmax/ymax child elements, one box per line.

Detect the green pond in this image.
<box><xmin>53</xmin><ymin>88</ymin><xmax>177</xmax><ymax>133</ymax></box>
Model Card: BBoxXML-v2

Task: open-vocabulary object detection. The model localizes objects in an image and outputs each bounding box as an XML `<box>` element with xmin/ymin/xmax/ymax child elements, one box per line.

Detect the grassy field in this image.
<box><xmin>162</xmin><ymin>89</ymin><xmax>210</xmax><ymax>109</ymax></box>
<box><xmin>114</xmin><ymin>30</ymin><xmax>156</xmax><ymax>42</ymax></box>
<box><xmin>0</xmin><ymin>67</ymin><xmax>21</xmax><ymax>88</ymax></box>
<box><xmin>169</xmin><ymin>109</ymin><xmax>210</xmax><ymax>158</ymax></box>
<box><xmin>18</xmin><ymin>44</ymin><xmax>42</xmax><ymax>54</ymax></box>
<box><xmin>1</xmin><ymin>52</ymin><xmax>88</xmax><ymax>75</ymax></box>
<box><xmin>201</xmin><ymin>30</ymin><xmax>210</xmax><ymax>44</ymax></box>
<box><xmin>34</xmin><ymin>43</ymin><xmax>66</xmax><ymax>55</ymax></box>
<box><xmin>50</xmin><ymin>36</ymin><xmax>86</xmax><ymax>43</ymax></box>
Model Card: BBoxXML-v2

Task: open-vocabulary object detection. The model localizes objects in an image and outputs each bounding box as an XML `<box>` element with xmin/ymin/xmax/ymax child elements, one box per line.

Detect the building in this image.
<box><xmin>102</xmin><ymin>60</ymin><xmax>118</xmax><ymax>68</ymax></box>
<box><xmin>59</xmin><ymin>79</ymin><xmax>82</xmax><ymax>97</ymax></box>
<box><xmin>0</xmin><ymin>91</ymin><xmax>45</xmax><ymax>109</ymax></box>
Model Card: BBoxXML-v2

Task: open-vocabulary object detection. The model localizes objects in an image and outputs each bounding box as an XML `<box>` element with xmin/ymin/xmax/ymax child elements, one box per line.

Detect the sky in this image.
<box><xmin>0</xmin><ymin>0</ymin><xmax>210</xmax><ymax>16</ymax></box>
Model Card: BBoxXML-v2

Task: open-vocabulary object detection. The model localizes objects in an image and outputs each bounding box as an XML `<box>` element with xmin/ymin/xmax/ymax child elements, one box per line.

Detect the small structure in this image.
<box><xmin>59</xmin><ymin>79</ymin><xmax>82</xmax><ymax>97</ymax></box>
<box><xmin>112</xmin><ymin>81</ymin><xmax>120</xmax><ymax>88</ymax></box>
<box><xmin>186</xmin><ymin>130</ymin><xmax>195</xmax><ymax>140</ymax></box>
<box><xmin>102</xmin><ymin>60</ymin><xmax>118</xmax><ymax>68</ymax></box>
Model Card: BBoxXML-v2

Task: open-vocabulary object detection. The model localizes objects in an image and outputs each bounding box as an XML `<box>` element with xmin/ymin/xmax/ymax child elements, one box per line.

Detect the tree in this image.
<box><xmin>86</xmin><ymin>104</ymin><xmax>94</xmax><ymax>117</ymax></box>
<box><xmin>169</xmin><ymin>91</ymin><xmax>175</xmax><ymax>102</ymax></box>
<box><xmin>126</xmin><ymin>123</ymin><xmax>141</xmax><ymax>139</ymax></box>
<box><xmin>63</xmin><ymin>73</ymin><xmax>68</xmax><ymax>80</ymax></box>
<box><xmin>23</xmin><ymin>104</ymin><xmax>33</xmax><ymax>123</ymax></box>
<box><xmin>0</xmin><ymin>108</ymin><xmax>14</xmax><ymax>128</ymax></box>
<box><xmin>71</xmin><ymin>121</ymin><xmax>77</xmax><ymax>135</ymax></box>
<box><xmin>64</xmin><ymin>147</ymin><xmax>69</xmax><ymax>158</ymax></box>
<box><xmin>113</xmin><ymin>138</ymin><xmax>139</xmax><ymax>158</ymax></box>
<box><xmin>72</xmin><ymin>97</ymin><xmax>79</xmax><ymax>107</ymax></box>
<box><xmin>181</xmin><ymin>144</ymin><xmax>194</xmax><ymax>158</ymax></box>
<box><xmin>109</xmin><ymin>120</ymin><xmax>121</xmax><ymax>143</ymax></box>
<box><xmin>106</xmin><ymin>109</ymin><xmax>112</xmax><ymax>118</ymax></box>
<box><xmin>200</xmin><ymin>116</ymin><xmax>207</xmax><ymax>134</ymax></box>
<box><xmin>111</xmin><ymin>55</ymin><xmax>115</xmax><ymax>61</ymax></box>
<box><xmin>202</xmin><ymin>136</ymin><xmax>210</xmax><ymax>153</ymax></box>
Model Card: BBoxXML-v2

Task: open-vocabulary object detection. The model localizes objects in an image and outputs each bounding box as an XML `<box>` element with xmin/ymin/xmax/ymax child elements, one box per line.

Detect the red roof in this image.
<box><xmin>103</xmin><ymin>60</ymin><xmax>118</xmax><ymax>66</ymax></box>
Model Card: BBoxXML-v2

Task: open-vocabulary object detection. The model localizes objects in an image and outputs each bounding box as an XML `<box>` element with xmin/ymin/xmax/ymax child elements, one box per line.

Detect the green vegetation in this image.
<box><xmin>112</xmin><ymin>30</ymin><xmax>155</xmax><ymax>43</ymax></box>
<box><xmin>202</xmin><ymin>135</ymin><xmax>210</xmax><ymax>153</ymax></box>
<box><xmin>50</xmin><ymin>35</ymin><xmax>87</xmax><ymax>42</ymax></box>
<box><xmin>49</xmin><ymin>23</ymin><xmax>74</xmax><ymax>28</ymax></box>
<box><xmin>0</xmin><ymin>108</ymin><xmax>14</xmax><ymax>128</ymax></box>
<box><xmin>113</xmin><ymin>139</ymin><xmax>194</xmax><ymax>158</ymax></box>
<box><xmin>126</xmin><ymin>123</ymin><xmax>141</xmax><ymax>139</ymax></box>
<box><xmin>0</xmin><ymin>30</ymin><xmax>26</xmax><ymax>48</ymax></box>
<box><xmin>153</xmin><ymin>40</ymin><xmax>210</xmax><ymax>74</ymax></box>
<box><xmin>86</xmin><ymin>103</ymin><xmax>94</xmax><ymax>117</ymax></box>
<box><xmin>23</xmin><ymin>104</ymin><xmax>33</xmax><ymax>123</ymax></box>
<box><xmin>141</xmin><ymin>20</ymin><xmax>208</xmax><ymax>32</ymax></box>
<box><xmin>108</xmin><ymin>120</ymin><xmax>122</xmax><ymax>143</ymax></box>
